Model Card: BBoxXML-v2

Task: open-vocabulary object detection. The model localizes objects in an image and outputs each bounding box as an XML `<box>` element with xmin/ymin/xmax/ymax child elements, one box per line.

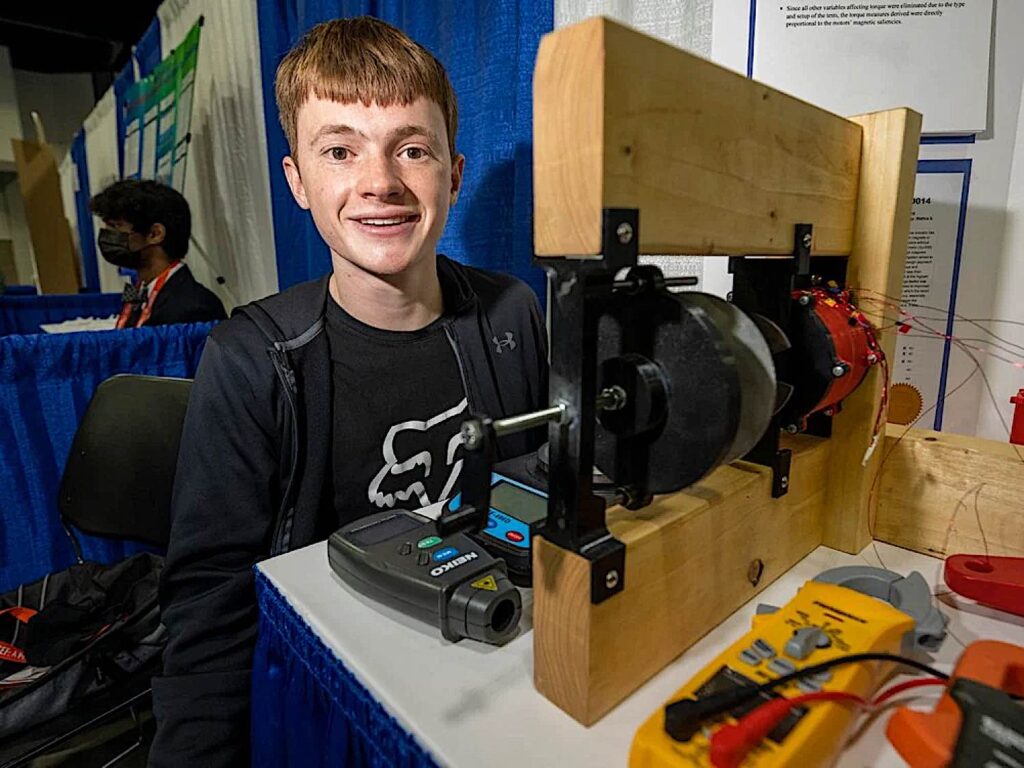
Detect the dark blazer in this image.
<box><xmin>145</xmin><ymin>264</ymin><xmax>227</xmax><ymax>326</ymax></box>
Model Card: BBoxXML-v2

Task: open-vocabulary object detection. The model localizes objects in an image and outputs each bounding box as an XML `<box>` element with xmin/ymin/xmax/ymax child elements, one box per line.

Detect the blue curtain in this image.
<box><xmin>252</xmin><ymin>571</ymin><xmax>438</xmax><ymax>768</ymax></box>
<box><xmin>71</xmin><ymin>131</ymin><xmax>99</xmax><ymax>293</ymax></box>
<box><xmin>0</xmin><ymin>323</ymin><xmax>214</xmax><ymax>593</ymax></box>
<box><xmin>254</xmin><ymin>0</ymin><xmax>550</xmax><ymax>300</ymax></box>
<box><xmin>0</xmin><ymin>293</ymin><xmax>121</xmax><ymax>336</ymax></box>
<box><xmin>135</xmin><ymin>17</ymin><xmax>163</xmax><ymax>78</ymax></box>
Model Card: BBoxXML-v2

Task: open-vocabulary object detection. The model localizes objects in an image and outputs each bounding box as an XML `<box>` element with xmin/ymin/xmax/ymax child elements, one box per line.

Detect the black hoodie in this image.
<box><xmin>150</xmin><ymin>255</ymin><xmax>548</xmax><ymax>766</ymax></box>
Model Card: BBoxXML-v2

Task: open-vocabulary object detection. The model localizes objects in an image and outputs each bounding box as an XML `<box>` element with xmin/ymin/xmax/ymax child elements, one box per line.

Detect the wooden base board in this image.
<box><xmin>532</xmin><ymin>434</ymin><xmax>829</xmax><ymax>725</ymax></box>
<box><xmin>875</xmin><ymin>425</ymin><xmax>1024</xmax><ymax>558</ymax></box>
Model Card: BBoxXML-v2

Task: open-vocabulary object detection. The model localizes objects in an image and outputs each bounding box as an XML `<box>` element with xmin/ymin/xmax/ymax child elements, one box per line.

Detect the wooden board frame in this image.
<box><xmin>530</xmin><ymin>17</ymin><xmax>927</xmax><ymax>726</ymax></box>
<box><xmin>875</xmin><ymin>425</ymin><xmax>1024</xmax><ymax>559</ymax></box>
<box><xmin>533</xmin><ymin>17</ymin><xmax>863</xmax><ymax>258</ymax></box>
<box><xmin>534</xmin><ymin>435</ymin><xmax>830</xmax><ymax>725</ymax></box>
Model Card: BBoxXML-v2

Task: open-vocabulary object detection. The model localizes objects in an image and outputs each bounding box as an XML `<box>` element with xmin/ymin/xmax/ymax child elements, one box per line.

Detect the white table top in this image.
<box><xmin>258</xmin><ymin>540</ymin><xmax>1024</xmax><ymax>767</ymax></box>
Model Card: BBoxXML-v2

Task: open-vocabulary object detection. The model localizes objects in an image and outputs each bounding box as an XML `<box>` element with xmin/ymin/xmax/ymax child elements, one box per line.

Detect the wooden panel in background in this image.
<box><xmin>533</xmin><ymin>17</ymin><xmax>862</xmax><ymax>258</ymax></box>
<box><xmin>823</xmin><ymin>108</ymin><xmax>922</xmax><ymax>554</ymax></box>
<box><xmin>533</xmin><ymin>434</ymin><xmax>829</xmax><ymax>725</ymax></box>
<box><xmin>11</xmin><ymin>138</ymin><xmax>79</xmax><ymax>294</ymax></box>
<box><xmin>875</xmin><ymin>426</ymin><xmax>1024</xmax><ymax>558</ymax></box>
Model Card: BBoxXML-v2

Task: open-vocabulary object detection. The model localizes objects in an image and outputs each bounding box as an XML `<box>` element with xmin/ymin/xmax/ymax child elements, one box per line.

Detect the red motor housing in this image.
<box><xmin>780</xmin><ymin>286</ymin><xmax>881</xmax><ymax>427</ymax></box>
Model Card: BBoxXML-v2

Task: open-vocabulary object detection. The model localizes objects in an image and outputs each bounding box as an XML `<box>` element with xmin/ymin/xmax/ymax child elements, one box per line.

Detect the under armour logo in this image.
<box><xmin>492</xmin><ymin>331</ymin><xmax>517</xmax><ymax>353</ymax></box>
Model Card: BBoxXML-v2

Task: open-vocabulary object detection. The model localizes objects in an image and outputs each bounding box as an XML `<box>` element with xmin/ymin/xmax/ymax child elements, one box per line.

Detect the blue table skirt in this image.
<box><xmin>252</xmin><ymin>569</ymin><xmax>439</xmax><ymax>768</ymax></box>
<box><xmin>0</xmin><ymin>322</ymin><xmax>214</xmax><ymax>593</ymax></box>
<box><xmin>0</xmin><ymin>292</ymin><xmax>121</xmax><ymax>335</ymax></box>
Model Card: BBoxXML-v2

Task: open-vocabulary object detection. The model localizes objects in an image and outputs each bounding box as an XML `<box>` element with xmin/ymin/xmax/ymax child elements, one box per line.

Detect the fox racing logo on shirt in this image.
<box><xmin>368</xmin><ymin>398</ymin><xmax>468</xmax><ymax>509</ymax></box>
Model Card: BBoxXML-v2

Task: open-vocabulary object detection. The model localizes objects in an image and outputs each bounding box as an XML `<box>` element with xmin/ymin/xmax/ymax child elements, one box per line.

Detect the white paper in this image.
<box><xmin>889</xmin><ymin>164</ymin><xmax>972</xmax><ymax>429</ymax></box>
<box><xmin>713</xmin><ymin>0</ymin><xmax>993</xmax><ymax>134</ymax></box>
<box><xmin>40</xmin><ymin>316</ymin><xmax>119</xmax><ymax>334</ymax></box>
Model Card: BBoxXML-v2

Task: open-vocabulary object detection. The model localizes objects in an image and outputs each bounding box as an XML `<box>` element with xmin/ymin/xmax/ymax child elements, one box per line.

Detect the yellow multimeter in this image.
<box><xmin>630</xmin><ymin>566</ymin><xmax>947</xmax><ymax>768</ymax></box>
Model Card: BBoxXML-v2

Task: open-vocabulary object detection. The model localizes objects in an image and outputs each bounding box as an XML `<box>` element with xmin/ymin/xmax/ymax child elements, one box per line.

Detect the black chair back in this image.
<box><xmin>58</xmin><ymin>375</ymin><xmax>192</xmax><ymax>548</ymax></box>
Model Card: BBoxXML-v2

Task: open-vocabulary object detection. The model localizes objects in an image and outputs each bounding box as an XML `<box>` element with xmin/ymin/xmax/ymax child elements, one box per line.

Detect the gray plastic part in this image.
<box><xmin>768</xmin><ymin>658</ymin><xmax>797</xmax><ymax>676</ymax></box>
<box><xmin>797</xmin><ymin>677</ymin><xmax>822</xmax><ymax>693</ymax></box>
<box><xmin>752</xmin><ymin>638</ymin><xmax>777</xmax><ymax>659</ymax></box>
<box><xmin>813</xmin><ymin>565</ymin><xmax>947</xmax><ymax>650</ymax></box>
<box><xmin>784</xmin><ymin>627</ymin><xmax>829</xmax><ymax>660</ymax></box>
<box><xmin>756</xmin><ymin>604</ymin><xmax>780</xmax><ymax>615</ymax></box>
<box><xmin>739</xmin><ymin>648</ymin><xmax>761</xmax><ymax>666</ymax></box>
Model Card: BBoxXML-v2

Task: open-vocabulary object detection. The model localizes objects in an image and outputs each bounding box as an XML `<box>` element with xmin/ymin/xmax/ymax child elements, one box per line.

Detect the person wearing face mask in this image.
<box><xmin>89</xmin><ymin>179</ymin><xmax>226</xmax><ymax>328</ymax></box>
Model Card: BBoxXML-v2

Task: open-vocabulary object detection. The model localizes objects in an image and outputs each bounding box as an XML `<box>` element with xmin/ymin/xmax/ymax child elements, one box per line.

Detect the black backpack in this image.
<box><xmin>0</xmin><ymin>553</ymin><xmax>164</xmax><ymax>740</ymax></box>
<box><xmin>0</xmin><ymin>375</ymin><xmax>191</xmax><ymax>759</ymax></box>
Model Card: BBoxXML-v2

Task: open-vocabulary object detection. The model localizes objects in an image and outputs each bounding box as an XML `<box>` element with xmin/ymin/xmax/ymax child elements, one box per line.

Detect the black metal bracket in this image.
<box><xmin>436</xmin><ymin>416</ymin><xmax>496</xmax><ymax>536</ymax></box>
<box><xmin>728</xmin><ymin>224</ymin><xmax>814</xmax><ymax>497</ymax></box>
<box><xmin>533</xmin><ymin>208</ymin><xmax>641</xmax><ymax>604</ymax></box>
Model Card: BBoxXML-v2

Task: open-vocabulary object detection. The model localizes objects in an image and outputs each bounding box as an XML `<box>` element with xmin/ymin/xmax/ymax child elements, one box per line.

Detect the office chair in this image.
<box><xmin>0</xmin><ymin>374</ymin><xmax>192</xmax><ymax>768</ymax></box>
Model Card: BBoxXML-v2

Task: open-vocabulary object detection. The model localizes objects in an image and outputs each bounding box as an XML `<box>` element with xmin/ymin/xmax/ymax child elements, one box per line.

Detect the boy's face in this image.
<box><xmin>282</xmin><ymin>95</ymin><xmax>464</xmax><ymax>280</ymax></box>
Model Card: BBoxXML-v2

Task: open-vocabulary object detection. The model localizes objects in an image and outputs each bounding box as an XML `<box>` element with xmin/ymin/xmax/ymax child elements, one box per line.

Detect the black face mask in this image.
<box><xmin>97</xmin><ymin>228</ymin><xmax>143</xmax><ymax>270</ymax></box>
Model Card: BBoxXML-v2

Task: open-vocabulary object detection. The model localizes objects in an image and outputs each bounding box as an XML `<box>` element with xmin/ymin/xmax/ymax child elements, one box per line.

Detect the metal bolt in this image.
<box><xmin>867</xmin><ymin>353</ymin><xmax>878</xmax><ymax>365</ymax></box>
<box><xmin>605</xmin><ymin>570</ymin><xmax>620</xmax><ymax>590</ymax></box>
<box><xmin>461</xmin><ymin>421</ymin><xmax>482</xmax><ymax>450</ymax></box>
<box><xmin>616</xmin><ymin>222</ymin><xmax>634</xmax><ymax>245</ymax></box>
<box><xmin>785</xmin><ymin>423</ymin><xmax>799</xmax><ymax>434</ymax></box>
<box><xmin>798</xmin><ymin>294</ymin><xmax>812</xmax><ymax>307</ymax></box>
<box><xmin>831</xmin><ymin>364</ymin><xmax>847</xmax><ymax>378</ymax></box>
<box><xmin>596</xmin><ymin>385</ymin><xmax>628</xmax><ymax>412</ymax></box>
<box><xmin>747</xmin><ymin>559</ymin><xmax>765</xmax><ymax>587</ymax></box>
<box><xmin>824</xmin><ymin>407</ymin><xmax>835</xmax><ymax>417</ymax></box>
<box><xmin>802</xmin><ymin>233</ymin><xmax>813</xmax><ymax>249</ymax></box>
<box><xmin>726</xmin><ymin>291</ymin><xmax>734</xmax><ymax>302</ymax></box>
<box><xmin>780</xmin><ymin>476</ymin><xmax>789</xmax><ymax>489</ymax></box>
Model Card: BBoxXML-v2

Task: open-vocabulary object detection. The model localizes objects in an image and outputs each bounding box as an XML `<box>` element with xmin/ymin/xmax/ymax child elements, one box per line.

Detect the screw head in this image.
<box><xmin>802</xmin><ymin>233</ymin><xmax>813</xmax><ymax>248</ymax></box>
<box><xmin>461</xmin><ymin>421</ymin><xmax>482</xmax><ymax>450</ymax></box>
<box><xmin>605</xmin><ymin>570</ymin><xmax>620</xmax><ymax>590</ymax></box>
<box><xmin>832</xmin><ymin>364</ymin><xmax>847</xmax><ymax>378</ymax></box>
<box><xmin>780</xmin><ymin>476</ymin><xmax>789</xmax><ymax>489</ymax></box>
<box><xmin>798</xmin><ymin>294</ymin><xmax>812</xmax><ymax>307</ymax></box>
<box><xmin>785</xmin><ymin>423</ymin><xmax>799</xmax><ymax>434</ymax></box>
<box><xmin>867</xmin><ymin>353</ymin><xmax>879</xmax><ymax>365</ymax></box>
<box><xmin>616</xmin><ymin>222</ymin><xmax>634</xmax><ymax>245</ymax></box>
<box><xmin>747</xmin><ymin>558</ymin><xmax>765</xmax><ymax>586</ymax></box>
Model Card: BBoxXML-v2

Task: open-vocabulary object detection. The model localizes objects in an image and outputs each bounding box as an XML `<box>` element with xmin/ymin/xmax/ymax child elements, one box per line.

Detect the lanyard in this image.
<box><xmin>116</xmin><ymin>261</ymin><xmax>182</xmax><ymax>329</ymax></box>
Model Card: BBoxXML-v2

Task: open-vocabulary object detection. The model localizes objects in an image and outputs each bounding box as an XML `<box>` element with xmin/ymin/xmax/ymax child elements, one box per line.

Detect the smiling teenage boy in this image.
<box><xmin>150</xmin><ymin>17</ymin><xmax>547</xmax><ymax>766</ymax></box>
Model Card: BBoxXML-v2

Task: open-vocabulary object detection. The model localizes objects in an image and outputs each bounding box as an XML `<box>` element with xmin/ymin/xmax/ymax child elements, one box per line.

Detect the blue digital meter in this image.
<box><xmin>447</xmin><ymin>471</ymin><xmax>548</xmax><ymax>587</ymax></box>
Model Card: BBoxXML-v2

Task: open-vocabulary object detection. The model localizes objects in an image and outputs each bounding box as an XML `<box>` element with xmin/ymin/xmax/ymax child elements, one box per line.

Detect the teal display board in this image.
<box><xmin>120</xmin><ymin>19</ymin><xmax>202</xmax><ymax>191</ymax></box>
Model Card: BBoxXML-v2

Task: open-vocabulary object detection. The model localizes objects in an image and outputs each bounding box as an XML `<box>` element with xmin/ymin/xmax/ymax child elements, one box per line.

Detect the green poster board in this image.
<box><xmin>120</xmin><ymin>18</ymin><xmax>203</xmax><ymax>191</ymax></box>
